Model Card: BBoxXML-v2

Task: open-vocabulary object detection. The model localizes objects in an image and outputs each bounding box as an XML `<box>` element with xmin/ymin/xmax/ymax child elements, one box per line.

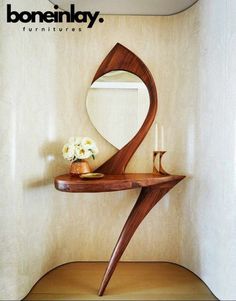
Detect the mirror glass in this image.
<box><xmin>86</xmin><ymin>71</ymin><xmax>149</xmax><ymax>149</ymax></box>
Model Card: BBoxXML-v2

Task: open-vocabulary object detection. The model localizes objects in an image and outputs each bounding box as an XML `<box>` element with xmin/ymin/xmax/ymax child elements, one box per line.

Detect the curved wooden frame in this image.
<box><xmin>94</xmin><ymin>43</ymin><xmax>158</xmax><ymax>174</ymax></box>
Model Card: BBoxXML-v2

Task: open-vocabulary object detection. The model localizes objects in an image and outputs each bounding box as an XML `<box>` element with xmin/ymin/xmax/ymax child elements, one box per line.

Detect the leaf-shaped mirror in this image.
<box><xmin>87</xmin><ymin>43</ymin><xmax>158</xmax><ymax>174</ymax></box>
<box><xmin>86</xmin><ymin>70</ymin><xmax>149</xmax><ymax>149</ymax></box>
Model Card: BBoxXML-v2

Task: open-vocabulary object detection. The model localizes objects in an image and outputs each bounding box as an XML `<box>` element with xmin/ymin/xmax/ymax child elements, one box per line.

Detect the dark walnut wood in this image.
<box><xmin>55</xmin><ymin>173</ymin><xmax>184</xmax><ymax>193</ymax></box>
<box><xmin>93</xmin><ymin>43</ymin><xmax>158</xmax><ymax>175</ymax></box>
<box><xmin>54</xmin><ymin>44</ymin><xmax>185</xmax><ymax>296</ymax></box>
<box><xmin>98</xmin><ymin>178</ymin><xmax>183</xmax><ymax>296</ymax></box>
<box><xmin>55</xmin><ymin>173</ymin><xmax>185</xmax><ymax>296</ymax></box>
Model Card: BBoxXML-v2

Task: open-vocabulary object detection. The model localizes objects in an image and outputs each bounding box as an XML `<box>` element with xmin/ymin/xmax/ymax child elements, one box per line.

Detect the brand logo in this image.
<box><xmin>6</xmin><ymin>4</ymin><xmax>104</xmax><ymax>28</ymax></box>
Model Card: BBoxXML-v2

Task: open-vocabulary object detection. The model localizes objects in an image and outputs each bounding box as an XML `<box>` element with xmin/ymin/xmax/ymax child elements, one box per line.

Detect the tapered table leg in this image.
<box><xmin>98</xmin><ymin>179</ymin><xmax>182</xmax><ymax>296</ymax></box>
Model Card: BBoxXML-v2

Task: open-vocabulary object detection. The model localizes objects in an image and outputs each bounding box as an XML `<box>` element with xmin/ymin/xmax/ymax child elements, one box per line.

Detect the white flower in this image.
<box><xmin>75</xmin><ymin>145</ymin><xmax>92</xmax><ymax>160</ymax></box>
<box><xmin>63</xmin><ymin>136</ymin><xmax>98</xmax><ymax>162</ymax></box>
<box><xmin>62</xmin><ymin>143</ymin><xmax>75</xmax><ymax>161</ymax></box>
<box><xmin>68</xmin><ymin>136</ymin><xmax>82</xmax><ymax>145</ymax></box>
<box><xmin>81</xmin><ymin>137</ymin><xmax>96</xmax><ymax>150</ymax></box>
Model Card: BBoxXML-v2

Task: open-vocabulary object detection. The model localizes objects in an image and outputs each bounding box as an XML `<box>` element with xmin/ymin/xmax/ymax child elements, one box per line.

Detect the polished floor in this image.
<box><xmin>25</xmin><ymin>262</ymin><xmax>217</xmax><ymax>300</ymax></box>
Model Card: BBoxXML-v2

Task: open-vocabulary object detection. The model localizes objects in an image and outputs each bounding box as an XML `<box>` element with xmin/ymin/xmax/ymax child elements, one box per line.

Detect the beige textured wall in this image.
<box><xmin>176</xmin><ymin>1</ymin><xmax>236</xmax><ymax>299</ymax></box>
<box><xmin>0</xmin><ymin>0</ymin><xmax>235</xmax><ymax>300</ymax></box>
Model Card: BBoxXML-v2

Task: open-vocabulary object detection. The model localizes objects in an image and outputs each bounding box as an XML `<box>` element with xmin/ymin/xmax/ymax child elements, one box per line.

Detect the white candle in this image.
<box><xmin>160</xmin><ymin>125</ymin><xmax>164</xmax><ymax>150</ymax></box>
<box><xmin>154</xmin><ymin>122</ymin><xmax>158</xmax><ymax>151</ymax></box>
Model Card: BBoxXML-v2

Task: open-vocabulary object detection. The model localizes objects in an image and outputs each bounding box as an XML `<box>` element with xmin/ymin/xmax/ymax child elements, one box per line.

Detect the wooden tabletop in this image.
<box><xmin>54</xmin><ymin>173</ymin><xmax>185</xmax><ymax>193</ymax></box>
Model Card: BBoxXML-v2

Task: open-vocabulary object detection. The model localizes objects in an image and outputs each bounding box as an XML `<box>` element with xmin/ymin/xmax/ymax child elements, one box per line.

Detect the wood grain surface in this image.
<box><xmin>55</xmin><ymin>173</ymin><xmax>184</xmax><ymax>193</ymax></box>
<box><xmin>98</xmin><ymin>178</ymin><xmax>184</xmax><ymax>295</ymax></box>
<box><xmin>24</xmin><ymin>262</ymin><xmax>217</xmax><ymax>301</ymax></box>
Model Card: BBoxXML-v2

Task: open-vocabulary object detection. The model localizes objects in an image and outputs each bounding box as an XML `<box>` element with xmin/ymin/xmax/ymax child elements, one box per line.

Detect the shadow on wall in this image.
<box><xmin>24</xmin><ymin>140</ymin><xmax>68</xmax><ymax>189</ymax></box>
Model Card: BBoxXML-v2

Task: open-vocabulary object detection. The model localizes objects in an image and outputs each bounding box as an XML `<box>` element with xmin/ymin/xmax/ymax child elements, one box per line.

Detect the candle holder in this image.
<box><xmin>153</xmin><ymin>151</ymin><xmax>169</xmax><ymax>175</ymax></box>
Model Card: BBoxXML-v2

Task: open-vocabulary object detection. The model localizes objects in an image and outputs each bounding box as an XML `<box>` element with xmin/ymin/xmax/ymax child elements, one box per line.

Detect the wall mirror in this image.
<box><xmin>87</xmin><ymin>43</ymin><xmax>157</xmax><ymax>174</ymax></box>
<box><xmin>86</xmin><ymin>70</ymin><xmax>149</xmax><ymax>149</ymax></box>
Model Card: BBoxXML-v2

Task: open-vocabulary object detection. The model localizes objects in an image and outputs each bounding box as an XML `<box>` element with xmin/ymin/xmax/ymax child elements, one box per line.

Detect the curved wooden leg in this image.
<box><xmin>98</xmin><ymin>180</ymin><xmax>181</xmax><ymax>296</ymax></box>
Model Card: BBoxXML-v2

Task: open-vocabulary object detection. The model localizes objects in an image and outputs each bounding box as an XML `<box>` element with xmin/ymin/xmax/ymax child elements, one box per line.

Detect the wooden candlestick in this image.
<box><xmin>153</xmin><ymin>151</ymin><xmax>169</xmax><ymax>175</ymax></box>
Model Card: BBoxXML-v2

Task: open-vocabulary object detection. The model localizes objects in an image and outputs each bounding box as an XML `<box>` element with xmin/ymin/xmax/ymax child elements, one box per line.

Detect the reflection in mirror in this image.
<box><xmin>86</xmin><ymin>71</ymin><xmax>149</xmax><ymax>149</ymax></box>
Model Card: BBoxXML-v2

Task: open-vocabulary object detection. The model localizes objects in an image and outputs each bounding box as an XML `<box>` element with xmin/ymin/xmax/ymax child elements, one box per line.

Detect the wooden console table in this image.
<box><xmin>55</xmin><ymin>44</ymin><xmax>185</xmax><ymax>295</ymax></box>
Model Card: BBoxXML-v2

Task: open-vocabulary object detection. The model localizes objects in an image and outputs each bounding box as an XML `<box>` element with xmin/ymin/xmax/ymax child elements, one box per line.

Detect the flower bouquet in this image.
<box><xmin>62</xmin><ymin>136</ymin><xmax>98</xmax><ymax>175</ymax></box>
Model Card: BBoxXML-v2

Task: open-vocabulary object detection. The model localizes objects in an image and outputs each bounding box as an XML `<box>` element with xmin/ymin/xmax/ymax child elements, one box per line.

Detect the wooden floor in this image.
<box><xmin>24</xmin><ymin>262</ymin><xmax>217</xmax><ymax>300</ymax></box>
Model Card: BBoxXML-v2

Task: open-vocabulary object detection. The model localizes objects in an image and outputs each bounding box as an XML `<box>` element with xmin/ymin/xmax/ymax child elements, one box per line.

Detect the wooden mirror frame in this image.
<box><xmin>94</xmin><ymin>43</ymin><xmax>158</xmax><ymax>174</ymax></box>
